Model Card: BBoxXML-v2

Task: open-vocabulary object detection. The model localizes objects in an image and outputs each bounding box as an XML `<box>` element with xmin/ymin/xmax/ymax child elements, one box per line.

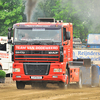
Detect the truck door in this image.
<box><xmin>63</xmin><ymin>27</ymin><xmax>72</xmax><ymax>63</ymax></box>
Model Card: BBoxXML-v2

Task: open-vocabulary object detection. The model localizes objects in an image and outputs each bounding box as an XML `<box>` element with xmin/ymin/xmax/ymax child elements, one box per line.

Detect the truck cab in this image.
<box><xmin>8</xmin><ymin>18</ymin><xmax>82</xmax><ymax>89</ymax></box>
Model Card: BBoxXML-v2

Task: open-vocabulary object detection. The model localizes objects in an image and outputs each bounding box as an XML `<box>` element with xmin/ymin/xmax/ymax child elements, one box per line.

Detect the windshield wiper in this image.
<box><xmin>28</xmin><ymin>40</ymin><xmax>42</xmax><ymax>45</ymax></box>
<box><xmin>29</xmin><ymin>39</ymin><xmax>55</xmax><ymax>45</ymax></box>
<box><xmin>33</xmin><ymin>41</ymin><xmax>42</xmax><ymax>45</ymax></box>
<box><xmin>14</xmin><ymin>41</ymin><xmax>28</xmax><ymax>45</ymax></box>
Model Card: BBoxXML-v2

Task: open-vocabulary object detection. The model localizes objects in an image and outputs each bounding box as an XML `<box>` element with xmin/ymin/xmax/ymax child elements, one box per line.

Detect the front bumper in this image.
<box><xmin>13</xmin><ymin>62</ymin><xmax>66</xmax><ymax>83</ymax></box>
<box><xmin>13</xmin><ymin>74</ymin><xmax>66</xmax><ymax>82</ymax></box>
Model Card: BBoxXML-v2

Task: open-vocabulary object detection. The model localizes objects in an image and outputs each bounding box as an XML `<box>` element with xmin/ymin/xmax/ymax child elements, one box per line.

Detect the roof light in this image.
<box><xmin>55</xmin><ymin>25</ymin><xmax>58</xmax><ymax>27</ymax></box>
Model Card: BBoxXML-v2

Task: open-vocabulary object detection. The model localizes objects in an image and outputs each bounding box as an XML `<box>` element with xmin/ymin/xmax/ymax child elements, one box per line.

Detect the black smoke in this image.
<box><xmin>25</xmin><ymin>0</ymin><xmax>38</xmax><ymax>22</ymax></box>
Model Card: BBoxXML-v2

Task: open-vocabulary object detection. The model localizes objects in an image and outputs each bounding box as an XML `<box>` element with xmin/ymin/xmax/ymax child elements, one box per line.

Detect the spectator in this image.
<box><xmin>93</xmin><ymin>35</ymin><xmax>100</xmax><ymax>44</ymax></box>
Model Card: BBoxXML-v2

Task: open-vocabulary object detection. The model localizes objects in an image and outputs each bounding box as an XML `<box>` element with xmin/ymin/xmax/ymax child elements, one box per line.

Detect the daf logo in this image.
<box><xmin>16</xmin><ymin>51</ymin><xmax>25</xmax><ymax>54</ymax></box>
<box><xmin>49</xmin><ymin>51</ymin><xmax>58</xmax><ymax>54</ymax></box>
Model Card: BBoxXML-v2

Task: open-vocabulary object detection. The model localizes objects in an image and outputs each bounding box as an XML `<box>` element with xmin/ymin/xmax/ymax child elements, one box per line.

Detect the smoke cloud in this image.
<box><xmin>25</xmin><ymin>0</ymin><xmax>39</xmax><ymax>22</ymax></box>
<box><xmin>24</xmin><ymin>0</ymin><xmax>100</xmax><ymax>33</ymax></box>
<box><xmin>72</xmin><ymin>0</ymin><xmax>100</xmax><ymax>31</ymax></box>
<box><xmin>60</xmin><ymin>0</ymin><xmax>100</xmax><ymax>35</ymax></box>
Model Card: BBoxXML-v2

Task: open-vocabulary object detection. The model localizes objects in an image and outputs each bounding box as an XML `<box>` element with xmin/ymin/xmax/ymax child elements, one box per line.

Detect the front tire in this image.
<box><xmin>59</xmin><ymin>81</ymin><xmax>67</xmax><ymax>89</ymax></box>
<box><xmin>16</xmin><ymin>81</ymin><xmax>25</xmax><ymax>89</ymax></box>
<box><xmin>59</xmin><ymin>70</ymin><xmax>68</xmax><ymax>89</ymax></box>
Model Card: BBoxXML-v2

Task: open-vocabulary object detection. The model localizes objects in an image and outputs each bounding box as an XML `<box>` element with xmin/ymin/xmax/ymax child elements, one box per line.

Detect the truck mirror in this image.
<box><xmin>8</xmin><ymin>31</ymin><xmax>11</xmax><ymax>39</ymax></box>
<box><xmin>8</xmin><ymin>28</ymin><xmax>12</xmax><ymax>40</ymax></box>
<box><xmin>8</xmin><ymin>40</ymin><xmax>12</xmax><ymax>44</ymax></box>
<box><xmin>66</xmin><ymin>31</ymin><xmax>70</xmax><ymax>40</ymax></box>
<box><xmin>8</xmin><ymin>28</ymin><xmax>12</xmax><ymax>31</ymax></box>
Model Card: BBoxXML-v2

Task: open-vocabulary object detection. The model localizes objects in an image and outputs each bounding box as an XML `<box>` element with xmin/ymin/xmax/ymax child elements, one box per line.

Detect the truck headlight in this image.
<box><xmin>53</xmin><ymin>68</ymin><xmax>62</xmax><ymax>72</ymax></box>
<box><xmin>13</xmin><ymin>68</ymin><xmax>20</xmax><ymax>72</ymax></box>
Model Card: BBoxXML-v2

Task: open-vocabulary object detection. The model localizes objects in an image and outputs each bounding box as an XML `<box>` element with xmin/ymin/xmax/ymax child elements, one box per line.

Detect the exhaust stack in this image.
<box><xmin>38</xmin><ymin>18</ymin><xmax>55</xmax><ymax>22</ymax></box>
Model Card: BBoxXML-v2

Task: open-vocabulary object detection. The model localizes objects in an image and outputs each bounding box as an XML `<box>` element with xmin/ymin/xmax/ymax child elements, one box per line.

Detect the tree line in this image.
<box><xmin>0</xmin><ymin>0</ymin><xmax>100</xmax><ymax>40</ymax></box>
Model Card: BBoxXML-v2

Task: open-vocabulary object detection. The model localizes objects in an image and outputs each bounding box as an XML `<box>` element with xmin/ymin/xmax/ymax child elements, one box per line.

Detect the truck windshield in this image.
<box><xmin>14</xmin><ymin>28</ymin><xmax>61</xmax><ymax>42</ymax></box>
<box><xmin>87</xmin><ymin>34</ymin><xmax>100</xmax><ymax>44</ymax></box>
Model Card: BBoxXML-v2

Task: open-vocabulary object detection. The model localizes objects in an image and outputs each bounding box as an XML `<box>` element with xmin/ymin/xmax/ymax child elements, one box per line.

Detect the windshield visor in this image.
<box><xmin>14</xmin><ymin>28</ymin><xmax>61</xmax><ymax>42</ymax></box>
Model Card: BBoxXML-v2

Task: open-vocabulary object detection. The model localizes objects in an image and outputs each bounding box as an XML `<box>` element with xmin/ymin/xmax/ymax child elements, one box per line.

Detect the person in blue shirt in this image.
<box><xmin>93</xmin><ymin>35</ymin><xmax>100</xmax><ymax>44</ymax></box>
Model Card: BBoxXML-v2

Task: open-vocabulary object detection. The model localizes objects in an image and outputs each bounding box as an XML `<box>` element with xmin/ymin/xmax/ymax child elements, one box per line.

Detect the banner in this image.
<box><xmin>73</xmin><ymin>49</ymin><xmax>100</xmax><ymax>65</ymax></box>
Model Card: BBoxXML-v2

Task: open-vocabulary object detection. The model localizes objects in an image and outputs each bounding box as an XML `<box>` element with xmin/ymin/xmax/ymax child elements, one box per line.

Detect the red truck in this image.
<box><xmin>8</xmin><ymin>18</ymin><xmax>84</xmax><ymax>89</ymax></box>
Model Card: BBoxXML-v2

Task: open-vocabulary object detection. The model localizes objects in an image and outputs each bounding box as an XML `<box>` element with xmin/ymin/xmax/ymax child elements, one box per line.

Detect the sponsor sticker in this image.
<box><xmin>0</xmin><ymin>53</ymin><xmax>9</xmax><ymax>58</ymax></box>
<box><xmin>15</xmin><ymin>45</ymin><xmax>59</xmax><ymax>50</ymax></box>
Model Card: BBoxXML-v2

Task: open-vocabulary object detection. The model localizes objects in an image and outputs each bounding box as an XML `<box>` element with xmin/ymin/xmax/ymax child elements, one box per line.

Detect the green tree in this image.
<box><xmin>52</xmin><ymin>0</ymin><xmax>89</xmax><ymax>40</ymax></box>
<box><xmin>0</xmin><ymin>0</ymin><xmax>25</xmax><ymax>36</ymax></box>
<box><xmin>31</xmin><ymin>0</ymin><xmax>100</xmax><ymax>39</ymax></box>
<box><xmin>33</xmin><ymin>0</ymin><xmax>89</xmax><ymax>40</ymax></box>
<box><xmin>32</xmin><ymin>0</ymin><xmax>58</xmax><ymax>22</ymax></box>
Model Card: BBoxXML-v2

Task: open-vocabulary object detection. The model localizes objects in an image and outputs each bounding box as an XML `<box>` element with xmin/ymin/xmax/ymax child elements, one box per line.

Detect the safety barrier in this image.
<box><xmin>80</xmin><ymin>66</ymin><xmax>91</xmax><ymax>85</ymax></box>
<box><xmin>91</xmin><ymin>65</ymin><xmax>100</xmax><ymax>87</ymax></box>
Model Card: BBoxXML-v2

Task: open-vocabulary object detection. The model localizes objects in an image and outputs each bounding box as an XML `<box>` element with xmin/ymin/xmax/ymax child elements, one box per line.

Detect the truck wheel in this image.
<box><xmin>59</xmin><ymin>81</ymin><xmax>67</xmax><ymax>89</ymax></box>
<box><xmin>77</xmin><ymin>70</ymin><xmax>82</xmax><ymax>88</ymax></box>
<box><xmin>16</xmin><ymin>81</ymin><xmax>25</xmax><ymax>89</ymax></box>
<box><xmin>59</xmin><ymin>70</ymin><xmax>68</xmax><ymax>89</ymax></box>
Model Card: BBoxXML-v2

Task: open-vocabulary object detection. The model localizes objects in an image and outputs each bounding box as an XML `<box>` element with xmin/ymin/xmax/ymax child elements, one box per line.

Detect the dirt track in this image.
<box><xmin>0</xmin><ymin>78</ymin><xmax>100</xmax><ymax>100</ymax></box>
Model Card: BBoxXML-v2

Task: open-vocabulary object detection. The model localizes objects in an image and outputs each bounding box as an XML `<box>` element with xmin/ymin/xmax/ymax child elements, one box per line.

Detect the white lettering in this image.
<box><xmin>16</xmin><ymin>46</ymin><xmax>58</xmax><ymax>50</ymax></box>
<box><xmin>36</xmin><ymin>46</ymin><xmax>58</xmax><ymax>50</ymax></box>
<box><xmin>27</xmin><ymin>46</ymin><xmax>34</xmax><ymax>50</ymax></box>
<box><xmin>16</xmin><ymin>46</ymin><xmax>26</xmax><ymax>50</ymax></box>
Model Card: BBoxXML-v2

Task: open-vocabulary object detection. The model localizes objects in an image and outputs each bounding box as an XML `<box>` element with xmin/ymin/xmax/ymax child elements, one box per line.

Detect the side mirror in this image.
<box><xmin>8</xmin><ymin>28</ymin><xmax>12</xmax><ymax>39</ymax></box>
<box><xmin>8</xmin><ymin>40</ymin><xmax>12</xmax><ymax>44</ymax></box>
<box><xmin>66</xmin><ymin>31</ymin><xmax>70</xmax><ymax>40</ymax></box>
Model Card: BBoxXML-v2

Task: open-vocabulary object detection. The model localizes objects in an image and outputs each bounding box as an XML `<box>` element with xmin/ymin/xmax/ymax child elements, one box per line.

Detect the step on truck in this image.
<box><xmin>8</xmin><ymin>18</ymin><xmax>86</xmax><ymax>89</ymax></box>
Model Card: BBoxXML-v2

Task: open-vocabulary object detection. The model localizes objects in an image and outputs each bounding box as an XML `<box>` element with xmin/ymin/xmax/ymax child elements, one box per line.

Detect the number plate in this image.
<box><xmin>31</xmin><ymin>76</ymin><xmax>42</xmax><ymax>79</ymax></box>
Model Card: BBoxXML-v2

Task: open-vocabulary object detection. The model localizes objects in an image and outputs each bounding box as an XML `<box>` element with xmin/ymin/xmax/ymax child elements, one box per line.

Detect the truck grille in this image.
<box><xmin>15</xmin><ymin>50</ymin><xmax>59</xmax><ymax>62</ymax></box>
<box><xmin>23</xmin><ymin>63</ymin><xmax>50</xmax><ymax>75</ymax></box>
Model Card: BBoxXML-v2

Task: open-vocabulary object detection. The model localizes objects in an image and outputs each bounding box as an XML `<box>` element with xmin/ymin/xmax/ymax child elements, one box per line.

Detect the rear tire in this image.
<box><xmin>16</xmin><ymin>81</ymin><xmax>25</xmax><ymax>89</ymax></box>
